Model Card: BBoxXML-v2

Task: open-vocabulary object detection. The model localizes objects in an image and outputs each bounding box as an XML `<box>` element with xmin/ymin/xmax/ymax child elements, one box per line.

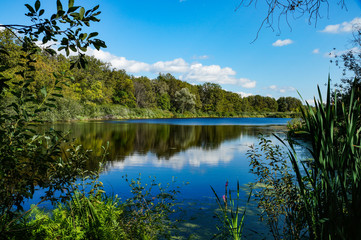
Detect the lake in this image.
<box><xmin>35</xmin><ymin>117</ymin><xmax>293</xmax><ymax>238</ymax></box>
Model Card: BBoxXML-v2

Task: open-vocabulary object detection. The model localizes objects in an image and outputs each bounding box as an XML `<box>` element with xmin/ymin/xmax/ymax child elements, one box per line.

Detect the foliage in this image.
<box><xmin>23</xmin><ymin>174</ymin><xmax>181</xmax><ymax>240</ymax></box>
<box><xmin>0</xmin><ymin>26</ymin><xmax>300</xmax><ymax>121</ymax></box>
<box><xmin>249</xmin><ymin>76</ymin><xmax>361</xmax><ymax>239</ymax></box>
<box><xmin>28</xmin><ymin>192</ymin><xmax>124</xmax><ymax>240</ymax></box>
<box><xmin>287</xmin><ymin>118</ymin><xmax>306</xmax><ymax>137</ymax></box>
<box><xmin>333</xmin><ymin>28</ymin><xmax>361</xmax><ymax>120</ymax></box>
<box><xmin>280</xmin><ymin>77</ymin><xmax>361</xmax><ymax>239</ymax></box>
<box><xmin>249</xmin><ymin>77</ymin><xmax>361</xmax><ymax>239</ymax></box>
<box><xmin>120</xmin><ymin>174</ymin><xmax>181</xmax><ymax>239</ymax></box>
<box><xmin>277</xmin><ymin>97</ymin><xmax>302</xmax><ymax>112</ymax></box>
<box><xmin>0</xmin><ymin>0</ymin><xmax>107</xmax><ymax>237</ymax></box>
<box><xmin>248</xmin><ymin>136</ymin><xmax>307</xmax><ymax>239</ymax></box>
<box><xmin>211</xmin><ymin>181</ymin><xmax>251</xmax><ymax>240</ymax></box>
<box><xmin>174</xmin><ymin>87</ymin><xmax>196</xmax><ymax>113</ymax></box>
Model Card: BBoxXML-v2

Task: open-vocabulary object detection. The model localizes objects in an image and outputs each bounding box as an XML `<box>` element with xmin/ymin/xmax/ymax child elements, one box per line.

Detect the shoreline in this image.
<box><xmin>40</xmin><ymin>108</ymin><xmax>301</xmax><ymax>123</ymax></box>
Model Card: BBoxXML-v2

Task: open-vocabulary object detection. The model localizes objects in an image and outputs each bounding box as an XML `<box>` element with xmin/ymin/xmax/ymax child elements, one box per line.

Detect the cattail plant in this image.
<box><xmin>278</xmin><ymin>77</ymin><xmax>361</xmax><ymax>239</ymax></box>
<box><xmin>211</xmin><ymin>181</ymin><xmax>251</xmax><ymax>240</ymax></box>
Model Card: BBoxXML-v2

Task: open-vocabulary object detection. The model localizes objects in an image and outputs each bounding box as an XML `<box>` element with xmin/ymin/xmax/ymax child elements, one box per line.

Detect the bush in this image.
<box><xmin>25</xmin><ymin>175</ymin><xmax>181</xmax><ymax>240</ymax></box>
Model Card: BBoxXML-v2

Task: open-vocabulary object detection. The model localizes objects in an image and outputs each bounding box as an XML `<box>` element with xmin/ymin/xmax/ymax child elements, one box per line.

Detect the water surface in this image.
<box><xmin>39</xmin><ymin>118</ymin><xmax>292</xmax><ymax>238</ymax></box>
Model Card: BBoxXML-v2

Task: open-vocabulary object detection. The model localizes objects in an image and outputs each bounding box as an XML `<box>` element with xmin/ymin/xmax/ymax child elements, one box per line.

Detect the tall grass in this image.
<box><xmin>211</xmin><ymin>181</ymin><xmax>251</xmax><ymax>240</ymax></box>
<box><xmin>278</xmin><ymin>77</ymin><xmax>361</xmax><ymax>239</ymax></box>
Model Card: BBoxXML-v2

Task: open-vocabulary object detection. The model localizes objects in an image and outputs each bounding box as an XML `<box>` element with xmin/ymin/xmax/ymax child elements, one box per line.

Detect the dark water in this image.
<box><xmin>35</xmin><ymin>118</ymin><xmax>293</xmax><ymax>238</ymax></box>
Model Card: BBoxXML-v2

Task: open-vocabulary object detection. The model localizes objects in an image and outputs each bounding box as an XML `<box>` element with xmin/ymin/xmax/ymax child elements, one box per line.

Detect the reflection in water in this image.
<box><xmin>110</xmin><ymin>145</ymin><xmax>236</xmax><ymax>170</ymax></box>
<box><xmin>36</xmin><ymin>119</ymin><xmax>291</xmax><ymax>238</ymax></box>
<box><xmin>43</xmin><ymin>121</ymin><xmax>288</xmax><ymax>171</ymax></box>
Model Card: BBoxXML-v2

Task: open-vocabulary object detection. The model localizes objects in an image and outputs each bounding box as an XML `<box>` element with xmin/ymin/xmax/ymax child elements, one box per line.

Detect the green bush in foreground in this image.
<box><xmin>24</xmin><ymin>174</ymin><xmax>180</xmax><ymax>240</ymax></box>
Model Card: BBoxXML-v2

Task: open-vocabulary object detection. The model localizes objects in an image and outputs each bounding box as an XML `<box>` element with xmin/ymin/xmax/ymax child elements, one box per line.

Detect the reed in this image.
<box><xmin>278</xmin><ymin>77</ymin><xmax>361</xmax><ymax>239</ymax></box>
<box><xmin>211</xmin><ymin>181</ymin><xmax>251</xmax><ymax>240</ymax></box>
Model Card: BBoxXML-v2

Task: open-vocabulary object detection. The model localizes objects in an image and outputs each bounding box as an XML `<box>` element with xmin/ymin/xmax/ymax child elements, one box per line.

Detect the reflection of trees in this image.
<box><xmin>42</xmin><ymin>122</ymin><xmax>281</xmax><ymax>170</ymax></box>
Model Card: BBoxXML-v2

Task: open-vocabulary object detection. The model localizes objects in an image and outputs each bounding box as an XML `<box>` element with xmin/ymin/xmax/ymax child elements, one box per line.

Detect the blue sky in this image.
<box><xmin>1</xmin><ymin>0</ymin><xmax>361</xmax><ymax>102</ymax></box>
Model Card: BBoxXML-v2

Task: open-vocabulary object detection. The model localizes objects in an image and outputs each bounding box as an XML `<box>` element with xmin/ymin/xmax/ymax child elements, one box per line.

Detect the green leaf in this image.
<box><xmin>35</xmin><ymin>0</ymin><xmax>41</xmax><ymax>11</ymax></box>
<box><xmin>35</xmin><ymin>108</ymin><xmax>47</xmax><ymax>113</ymax></box>
<box><xmin>25</xmin><ymin>4</ymin><xmax>35</xmax><ymax>13</ymax></box>
<box><xmin>57</xmin><ymin>0</ymin><xmax>63</xmax><ymax>12</ymax></box>
<box><xmin>92</xmin><ymin>5</ymin><xmax>100</xmax><ymax>11</ymax></box>
<box><xmin>79</xmin><ymin>7</ymin><xmax>85</xmax><ymax>19</ymax></box>
<box><xmin>70</xmin><ymin>12</ymin><xmax>79</xmax><ymax>18</ymax></box>
<box><xmin>79</xmin><ymin>33</ymin><xmax>87</xmax><ymax>40</ymax></box>
<box><xmin>45</xmin><ymin>103</ymin><xmax>57</xmax><ymax>108</ymax></box>
<box><xmin>0</xmin><ymin>48</ymin><xmax>9</xmax><ymax>56</ymax></box>
<box><xmin>87</xmin><ymin>32</ymin><xmax>98</xmax><ymax>39</ymax></box>
<box><xmin>68</xmin><ymin>0</ymin><xmax>74</xmax><ymax>8</ymax></box>
<box><xmin>39</xmin><ymin>9</ymin><xmax>45</xmax><ymax>16</ymax></box>
<box><xmin>68</xmin><ymin>6</ymin><xmax>79</xmax><ymax>13</ymax></box>
<box><xmin>52</xmin><ymin>93</ymin><xmax>63</xmax><ymax>98</ymax></box>
<box><xmin>69</xmin><ymin>45</ymin><xmax>77</xmax><ymax>52</ymax></box>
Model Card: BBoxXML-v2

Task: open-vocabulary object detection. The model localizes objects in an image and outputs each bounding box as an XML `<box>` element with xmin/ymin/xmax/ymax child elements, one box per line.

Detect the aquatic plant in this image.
<box><xmin>279</xmin><ymin>77</ymin><xmax>361</xmax><ymax>239</ymax></box>
<box><xmin>211</xmin><ymin>181</ymin><xmax>251</xmax><ymax>240</ymax></box>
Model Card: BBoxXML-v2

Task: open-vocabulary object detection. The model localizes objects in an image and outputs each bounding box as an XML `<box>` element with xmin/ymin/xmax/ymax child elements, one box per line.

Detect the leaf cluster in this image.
<box><xmin>247</xmin><ymin>136</ymin><xmax>307</xmax><ymax>239</ymax></box>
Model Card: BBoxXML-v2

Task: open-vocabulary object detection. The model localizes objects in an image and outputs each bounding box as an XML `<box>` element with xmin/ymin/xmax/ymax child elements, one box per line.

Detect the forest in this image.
<box><xmin>0</xmin><ymin>29</ymin><xmax>301</xmax><ymax>121</ymax></box>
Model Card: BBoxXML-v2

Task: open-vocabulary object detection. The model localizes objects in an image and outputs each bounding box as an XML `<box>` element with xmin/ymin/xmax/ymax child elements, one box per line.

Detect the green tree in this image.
<box><xmin>175</xmin><ymin>87</ymin><xmax>196</xmax><ymax>113</ymax></box>
<box><xmin>264</xmin><ymin>96</ymin><xmax>278</xmax><ymax>112</ymax></box>
<box><xmin>198</xmin><ymin>82</ymin><xmax>224</xmax><ymax>113</ymax></box>
<box><xmin>0</xmin><ymin>0</ymin><xmax>106</xmax><ymax>237</ymax></box>
<box><xmin>277</xmin><ymin>97</ymin><xmax>288</xmax><ymax>112</ymax></box>
<box><xmin>133</xmin><ymin>76</ymin><xmax>156</xmax><ymax>108</ymax></box>
<box><xmin>153</xmin><ymin>77</ymin><xmax>171</xmax><ymax>110</ymax></box>
<box><xmin>112</xmin><ymin>70</ymin><xmax>136</xmax><ymax>107</ymax></box>
<box><xmin>70</xmin><ymin>56</ymin><xmax>112</xmax><ymax>104</ymax></box>
<box><xmin>285</xmin><ymin>97</ymin><xmax>302</xmax><ymax>112</ymax></box>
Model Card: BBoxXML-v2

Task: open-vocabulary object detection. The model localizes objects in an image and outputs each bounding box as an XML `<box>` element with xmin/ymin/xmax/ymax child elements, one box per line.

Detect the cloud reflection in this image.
<box><xmin>108</xmin><ymin>140</ymin><xmax>254</xmax><ymax>170</ymax></box>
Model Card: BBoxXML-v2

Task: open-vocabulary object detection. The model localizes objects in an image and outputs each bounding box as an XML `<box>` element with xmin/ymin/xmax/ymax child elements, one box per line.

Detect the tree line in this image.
<box><xmin>0</xmin><ymin>29</ymin><xmax>301</xmax><ymax>119</ymax></box>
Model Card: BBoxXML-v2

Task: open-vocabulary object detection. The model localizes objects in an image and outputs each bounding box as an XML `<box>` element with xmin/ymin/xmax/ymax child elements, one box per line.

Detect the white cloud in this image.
<box><xmin>86</xmin><ymin>48</ymin><xmax>150</xmax><ymax>72</ymax></box>
<box><xmin>321</xmin><ymin>24</ymin><xmax>341</xmax><ymax>33</ymax></box>
<box><xmin>272</xmin><ymin>39</ymin><xmax>293</xmax><ymax>47</ymax></box>
<box><xmin>178</xmin><ymin>63</ymin><xmax>256</xmax><ymax>88</ymax></box>
<box><xmin>192</xmin><ymin>55</ymin><xmax>210</xmax><ymax>60</ymax></box>
<box><xmin>52</xmin><ymin>47</ymin><xmax>256</xmax><ymax>89</ymax></box>
<box><xmin>269</xmin><ymin>85</ymin><xmax>277</xmax><ymax>90</ymax></box>
<box><xmin>238</xmin><ymin>78</ymin><xmax>256</xmax><ymax>88</ymax></box>
<box><xmin>87</xmin><ymin>49</ymin><xmax>190</xmax><ymax>73</ymax></box>
<box><xmin>267</xmin><ymin>85</ymin><xmax>296</xmax><ymax>93</ymax></box>
<box><xmin>152</xmin><ymin>58</ymin><xmax>189</xmax><ymax>73</ymax></box>
<box><xmin>312</xmin><ymin>48</ymin><xmax>320</xmax><ymax>54</ymax></box>
<box><xmin>237</xmin><ymin>92</ymin><xmax>253</xmax><ymax>97</ymax></box>
<box><xmin>321</xmin><ymin>17</ymin><xmax>361</xmax><ymax>33</ymax></box>
<box><xmin>305</xmin><ymin>99</ymin><xmax>315</xmax><ymax>106</ymax></box>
